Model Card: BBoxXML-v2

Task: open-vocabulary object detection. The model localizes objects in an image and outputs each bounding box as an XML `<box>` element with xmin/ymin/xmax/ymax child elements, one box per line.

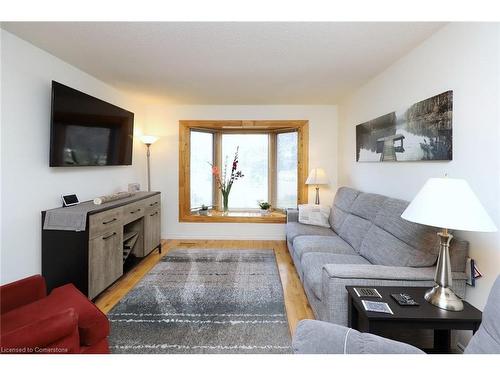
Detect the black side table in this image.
<box><xmin>346</xmin><ymin>286</ymin><xmax>482</xmax><ymax>353</ymax></box>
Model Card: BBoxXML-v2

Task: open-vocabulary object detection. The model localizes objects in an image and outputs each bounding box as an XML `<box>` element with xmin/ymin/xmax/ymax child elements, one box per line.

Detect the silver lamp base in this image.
<box><xmin>425</xmin><ymin>230</ymin><xmax>464</xmax><ymax>312</ymax></box>
<box><xmin>314</xmin><ymin>187</ymin><xmax>320</xmax><ymax>205</ymax></box>
<box><xmin>424</xmin><ymin>285</ymin><xmax>464</xmax><ymax>311</ymax></box>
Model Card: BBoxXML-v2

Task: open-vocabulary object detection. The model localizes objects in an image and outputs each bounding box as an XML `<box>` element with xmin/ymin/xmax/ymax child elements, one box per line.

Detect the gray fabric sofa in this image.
<box><xmin>292</xmin><ymin>276</ymin><xmax>500</xmax><ymax>354</ymax></box>
<box><xmin>286</xmin><ymin>187</ymin><xmax>469</xmax><ymax>326</ymax></box>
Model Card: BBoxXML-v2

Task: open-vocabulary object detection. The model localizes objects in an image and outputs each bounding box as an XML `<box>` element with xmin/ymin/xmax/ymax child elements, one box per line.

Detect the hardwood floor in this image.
<box><xmin>94</xmin><ymin>239</ymin><xmax>314</xmax><ymax>335</ymax></box>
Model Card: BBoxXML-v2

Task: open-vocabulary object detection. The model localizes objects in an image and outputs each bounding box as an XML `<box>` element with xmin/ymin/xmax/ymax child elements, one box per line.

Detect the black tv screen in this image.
<box><xmin>50</xmin><ymin>81</ymin><xmax>134</xmax><ymax>167</ymax></box>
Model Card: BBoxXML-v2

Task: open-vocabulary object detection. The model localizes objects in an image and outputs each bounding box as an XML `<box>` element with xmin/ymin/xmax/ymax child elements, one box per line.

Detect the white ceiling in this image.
<box><xmin>2</xmin><ymin>22</ymin><xmax>444</xmax><ymax>104</ymax></box>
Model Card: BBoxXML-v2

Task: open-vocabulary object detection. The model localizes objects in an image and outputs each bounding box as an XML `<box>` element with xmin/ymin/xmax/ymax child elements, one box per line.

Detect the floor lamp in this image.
<box><xmin>140</xmin><ymin>135</ymin><xmax>159</xmax><ymax>192</ymax></box>
<box><xmin>401</xmin><ymin>177</ymin><xmax>497</xmax><ymax>311</ymax></box>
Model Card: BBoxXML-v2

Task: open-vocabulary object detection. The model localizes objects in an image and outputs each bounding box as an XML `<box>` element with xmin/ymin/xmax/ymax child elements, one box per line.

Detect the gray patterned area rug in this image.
<box><xmin>108</xmin><ymin>249</ymin><xmax>292</xmax><ymax>353</ymax></box>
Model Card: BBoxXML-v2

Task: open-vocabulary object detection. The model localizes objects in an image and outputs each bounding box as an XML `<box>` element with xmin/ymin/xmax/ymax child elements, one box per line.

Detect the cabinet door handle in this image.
<box><xmin>130</xmin><ymin>209</ymin><xmax>141</xmax><ymax>214</ymax></box>
<box><xmin>150</xmin><ymin>211</ymin><xmax>159</xmax><ymax>217</ymax></box>
<box><xmin>103</xmin><ymin>232</ymin><xmax>117</xmax><ymax>240</ymax></box>
<box><xmin>103</xmin><ymin>218</ymin><xmax>117</xmax><ymax>225</ymax></box>
<box><xmin>149</xmin><ymin>202</ymin><xmax>159</xmax><ymax>207</ymax></box>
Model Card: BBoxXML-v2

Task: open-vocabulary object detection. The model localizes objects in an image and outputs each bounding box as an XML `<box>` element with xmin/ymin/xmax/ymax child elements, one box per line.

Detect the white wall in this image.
<box><xmin>0</xmin><ymin>29</ymin><xmax>338</xmax><ymax>284</ymax></box>
<box><xmin>5</xmin><ymin>21</ymin><xmax>496</xmax><ymax>317</ymax></box>
<box><xmin>338</xmin><ymin>23</ymin><xmax>500</xmax><ymax>314</ymax></box>
<box><xmin>143</xmin><ymin>105</ymin><xmax>338</xmax><ymax>240</ymax></box>
<box><xmin>0</xmin><ymin>30</ymin><xmax>147</xmax><ymax>284</ymax></box>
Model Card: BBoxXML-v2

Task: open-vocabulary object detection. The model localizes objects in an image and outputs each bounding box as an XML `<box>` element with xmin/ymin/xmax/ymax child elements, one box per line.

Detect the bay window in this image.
<box><xmin>276</xmin><ymin>131</ymin><xmax>298</xmax><ymax>209</ymax></box>
<box><xmin>189</xmin><ymin>130</ymin><xmax>214</xmax><ymax>209</ymax></box>
<box><xmin>179</xmin><ymin>120</ymin><xmax>308</xmax><ymax>223</ymax></box>
<box><xmin>221</xmin><ymin>133</ymin><xmax>269</xmax><ymax>209</ymax></box>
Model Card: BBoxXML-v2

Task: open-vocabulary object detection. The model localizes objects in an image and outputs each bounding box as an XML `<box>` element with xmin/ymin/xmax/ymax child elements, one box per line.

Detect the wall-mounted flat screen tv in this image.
<box><xmin>50</xmin><ymin>81</ymin><xmax>134</xmax><ymax>167</ymax></box>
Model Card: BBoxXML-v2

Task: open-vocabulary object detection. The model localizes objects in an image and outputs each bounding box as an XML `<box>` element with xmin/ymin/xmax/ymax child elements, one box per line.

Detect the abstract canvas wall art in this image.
<box><xmin>356</xmin><ymin>91</ymin><xmax>453</xmax><ymax>162</ymax></box>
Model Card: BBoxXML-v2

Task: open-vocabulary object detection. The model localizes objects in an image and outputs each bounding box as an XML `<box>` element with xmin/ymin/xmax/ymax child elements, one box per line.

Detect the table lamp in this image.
<box><xmin>306</xmin><ymin>168</ymin><xmax>329</xmax><ymax>205</ymax></box>
<box><xmin>140</xmin><ymin>135</ymin><xmax>159</xmax><ymax>192</ymax></box>
<box><xmin>401</xmin><ymin>177</ymin><xmax>497</xmax><ymax>311</ymax></box>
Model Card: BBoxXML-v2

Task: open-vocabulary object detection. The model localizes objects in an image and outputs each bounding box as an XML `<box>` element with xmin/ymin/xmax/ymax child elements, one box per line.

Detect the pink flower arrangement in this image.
<box><xmin>209</xmin><ymin>147</ymin><xmax>244</xmax><ymax>212</ymax></box>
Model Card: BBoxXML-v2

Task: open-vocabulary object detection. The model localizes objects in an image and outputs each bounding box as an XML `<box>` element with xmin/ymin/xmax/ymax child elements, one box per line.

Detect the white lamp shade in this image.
<box><xmin>401</xmin><ymin>178</ymin><xmax>497</xmax><ymax>232</ymax></box>
<box><xmin>140</xmin><ymin>135</ymin><xmax>159</xmax><ymax>145</ymax></box>
<box><xmin>306</xmin><ymin>168</ymin><xmax>329</xmax><ymax>185</ymax></box>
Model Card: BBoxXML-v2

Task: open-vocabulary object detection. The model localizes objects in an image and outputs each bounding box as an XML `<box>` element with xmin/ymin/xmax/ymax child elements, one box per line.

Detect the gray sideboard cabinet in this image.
<box><xmin>42</xmin><ymin>192</ymin><xmax>161</xmax><ymax>299</ymax></box>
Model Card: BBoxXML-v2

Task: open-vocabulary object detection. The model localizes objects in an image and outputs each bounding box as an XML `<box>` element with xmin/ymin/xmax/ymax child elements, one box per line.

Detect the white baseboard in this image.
<box><xmin>164</xmin><ymin>233</ymin><xmax>286</xmax><ymax>241</ymax></box>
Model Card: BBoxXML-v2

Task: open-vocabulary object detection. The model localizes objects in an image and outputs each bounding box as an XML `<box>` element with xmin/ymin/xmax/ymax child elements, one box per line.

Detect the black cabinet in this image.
<box><xmin>42</xmin><ymin>192</ymin><xmax>161</xmax><ymax>299</ymax></box>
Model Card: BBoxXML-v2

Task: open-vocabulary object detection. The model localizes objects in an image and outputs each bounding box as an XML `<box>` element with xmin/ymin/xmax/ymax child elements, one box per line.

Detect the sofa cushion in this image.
<box><xmin>330</xmin><ymin>206</ymin><xmax>349</xmax><ymax>234</ymax></box>
<box><xmin>337</xmin><ymin>215</ymin><xmax>372</xmax><ymax>252</ymax></box>
<box><xmin>333</xmin><ymin>187</ymin><xmax>360</xmax><ymax>211</ymax></box>
<box><xmin>329</xmin><ymin>187</ymin><xmax>359</xmax><ymax>230</ymax></box>
<box><xmin>349</xmin><ymin>193</ymin><xmax>387</xmax><ymax>221</ymax></box>
<box><xmin>373</xmin><ymin>198</ymin><xmax>438</xmax><ymax>254</ymax></box>
<box><xmin>286</xmin><ymin>221</ymin><xmax>335</xmax><ymax>242</ymax></box>
<box><xmin>50</xmin><ymin>284</ymin><xmax>109</xmax><ymax>346</ymax></box>
<box><xmin>293</xmin><ymin>235</ymin><xmax>356</xmax><ymax>261</ymax></box>
<box><xmin>1</xmin><ymin>283</ymin><xmax>109</xmax><ymax>347</ymax></box>
<box><xmin>301</xmin><ymin>252</ymin><xmax>370</xmax><ymax>300</ymax></box>
<box><xmin>359</xmin><ymin>225</ymin><xmax>438</xmax><ymax>267</ymax></box>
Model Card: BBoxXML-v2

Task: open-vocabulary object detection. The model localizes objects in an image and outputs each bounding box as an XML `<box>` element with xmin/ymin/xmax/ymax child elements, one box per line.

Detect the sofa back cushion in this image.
<box><xmin>330</xmin><ymin>187</ymin><xmax>467</xmax><ymax>268</ymax></box>
<box><xmin>360</xmin><ymin>197</ymin><xmax>439</xmax><ymax>267</ymax></box>
<box><xmin>337</xmin><ymin>215</ymin><xmax>371</xmax><ymax>252</ymax></box>
<box><xmin>359</xmin><ymin>224</ymin><xmax>438</xmax><ymax>267</ymax></box>
<box><xmin>350</xmin><ymin>193</ymin><xmax>388</xmax><ymax>221</ymax></box>
<box><xmin>329</xmin><ymin>187</ymin><xmax>359</xmax><ymax>232</ymax></box>
<box><xmin>373</xmin><ymin>198</ymin><xmax>437</xmax><ymax>252</ymax></box>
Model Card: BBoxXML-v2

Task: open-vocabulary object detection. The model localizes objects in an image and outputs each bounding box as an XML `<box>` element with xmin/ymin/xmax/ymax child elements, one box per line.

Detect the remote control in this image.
<box><xmin>391</xmin><ymin>293</ymin><xmax>419</xmax><ymax>306</ymax></box>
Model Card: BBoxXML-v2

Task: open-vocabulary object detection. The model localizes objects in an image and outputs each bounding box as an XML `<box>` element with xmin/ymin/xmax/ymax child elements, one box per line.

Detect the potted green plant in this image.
<box><xmin>258</xmin><ymin>201</ymin><xmax>271</xmax><ymax>215</ymax></box>
<box><xmin>199</xmin><ymin>204</ymin><xmax>209</xmax><ymax>216</ymax></box>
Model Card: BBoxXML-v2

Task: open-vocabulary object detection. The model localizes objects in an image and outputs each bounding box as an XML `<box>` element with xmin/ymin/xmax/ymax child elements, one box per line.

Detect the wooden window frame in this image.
<box><xmin>179</xmin><ymin>120</ymin><xmax>309</xmax><ymax>223</ymax></box>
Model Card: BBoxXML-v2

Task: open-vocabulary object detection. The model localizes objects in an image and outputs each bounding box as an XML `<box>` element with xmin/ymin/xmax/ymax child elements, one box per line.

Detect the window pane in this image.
<box><xmin>277</xmin><ymin>132</ymin><xmax>298</xmax><ymax>209</ymax></box>
<box><xmin>190</xmin><ymin>131</ymin><xmax>213</xmax><ymax>209</ymax></box>
<box><xmin>222</xmin><ymin>134</ymin><xmax>268</xmax><ymax>209</ymax></box>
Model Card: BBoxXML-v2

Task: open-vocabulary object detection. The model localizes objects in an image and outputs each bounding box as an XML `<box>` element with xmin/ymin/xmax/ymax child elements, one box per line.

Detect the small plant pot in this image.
<box><xmin>260</xmin><ymin>209</ymin><xmax>270</xmax><ymax>215</ymax></box>
<box><xmin>199</xmin><ymin>210</ymin><xmax>209</xmax><ymax>216</ymax></box>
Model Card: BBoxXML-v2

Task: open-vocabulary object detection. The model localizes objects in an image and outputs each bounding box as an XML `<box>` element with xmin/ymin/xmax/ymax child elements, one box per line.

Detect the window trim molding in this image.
<box><xmin>179</xmin><ymin>120</ymin><xmax>309</xmax><ymax>223</ymax></box>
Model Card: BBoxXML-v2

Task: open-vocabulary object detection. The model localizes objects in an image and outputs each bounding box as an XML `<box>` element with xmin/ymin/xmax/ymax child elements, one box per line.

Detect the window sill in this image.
<box><xmin>180</xmin><ymin>210</ymin><xmax>286</xmax><ymax>223</ymax></box>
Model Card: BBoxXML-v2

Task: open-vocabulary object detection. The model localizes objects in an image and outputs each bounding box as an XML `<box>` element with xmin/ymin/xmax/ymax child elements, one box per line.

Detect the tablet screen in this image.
<box><xmin>63</xmin><ymin>194</ymin><xmax>79</xmax><ymax>206</ymax></box>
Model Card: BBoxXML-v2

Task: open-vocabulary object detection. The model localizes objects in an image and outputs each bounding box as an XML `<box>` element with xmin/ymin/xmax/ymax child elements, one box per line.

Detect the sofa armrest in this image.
<box><xmin>286</xmin><ymin>208</ymin><xmax>299</xmax><ymax>223</ymax></box>
<box><xmin>0</xmin><ymin>275</ymin><xmax>47</xmax><ymax>314</ymax></box>
<box><xmin>1</xmin><ymin>308</ymin><xmax>80</xmax><ymax>353</ymax></box>
<box><xmin>319</xmin><ymin>264</ymin><xmax>438</xmax><ymax>325</ymax></box>
<box><xmin>323</xmin><ymin>264</ymin><xmax>436</xmax><ymax>281</ymax></box>
<box><xmin>293</xmin><ymin>319</ymin><xmax>349</xmax><ymax>353</ymax></box>
<box><xmin>323</xmin><ymin>264</ymin><xmax>468</xmax><ymax>282</ymax></box>
<box><xmin>293</xmin><ymin>319</ymin><xmax>424</xmax><ymax>354</ymax></box>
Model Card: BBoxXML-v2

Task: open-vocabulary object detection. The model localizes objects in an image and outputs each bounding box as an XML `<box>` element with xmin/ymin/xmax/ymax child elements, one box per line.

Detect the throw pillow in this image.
<box><xmin>298</xmin><ymin>204</ymin><xmax>331</xmax><ymax>228</ymax></box>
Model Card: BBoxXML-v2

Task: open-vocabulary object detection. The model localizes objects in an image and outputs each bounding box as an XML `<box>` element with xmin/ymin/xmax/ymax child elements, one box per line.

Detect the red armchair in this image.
<box><xmin>1</xmin><ymin>275</ymin><xmax>110</xmax><ymax>354</ymax></box>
